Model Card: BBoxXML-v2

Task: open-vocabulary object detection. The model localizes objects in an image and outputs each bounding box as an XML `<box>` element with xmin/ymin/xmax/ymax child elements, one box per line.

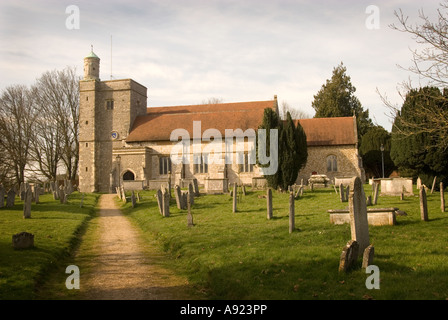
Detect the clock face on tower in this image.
<box><xmin>111</xmin><ymin>131</ymin><xmax>119</xmax><ymax>140</ymax></box>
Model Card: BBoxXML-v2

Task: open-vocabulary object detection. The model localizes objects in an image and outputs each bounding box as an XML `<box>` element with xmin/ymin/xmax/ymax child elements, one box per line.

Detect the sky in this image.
<box><xmin>0</xmin><ymin>0</ymin><xmax>444</xmax><ymax>132</ymax></box>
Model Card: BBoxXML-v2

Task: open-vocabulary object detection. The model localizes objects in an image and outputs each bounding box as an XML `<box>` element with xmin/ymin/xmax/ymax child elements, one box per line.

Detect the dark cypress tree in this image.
<box><xmin>258</xmin><ymin>109</ymin><xmax>308</xmax><ymax>191</ymax></box>
<box><xmin>391</xmin><ymin>86</ymin><xmax>448</xmax><ymax>187</ymax></box>
<box><xmin>279</xmin><ymin>112</ymin><xmax>308</xmax><ymax>190</ymax></box>
<box><xmin>257</xmin><ymin>107</ymin><xmax>282</xmax><ymax>189</ymax></box>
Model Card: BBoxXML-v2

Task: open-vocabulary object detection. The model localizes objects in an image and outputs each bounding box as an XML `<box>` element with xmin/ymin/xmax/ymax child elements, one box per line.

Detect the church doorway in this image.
<box><xmin>123</xmin><ymin>170</ymin><xmax>135</xmax><ymax>181</ymax></box>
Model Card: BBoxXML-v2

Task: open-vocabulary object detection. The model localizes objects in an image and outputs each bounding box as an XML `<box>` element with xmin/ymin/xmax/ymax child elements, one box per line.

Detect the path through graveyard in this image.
<box><xmin>80</xmin><ymin>194</ymin><xmax>196</xmax><ymax>300</ymax></box>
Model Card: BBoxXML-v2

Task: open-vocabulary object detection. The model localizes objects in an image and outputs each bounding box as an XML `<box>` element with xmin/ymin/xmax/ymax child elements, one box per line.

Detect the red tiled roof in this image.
<box><xmin>294</xmin><ymin>117</ymin><xmax>357</xmax><ymax>146</ymax></box>
<box><xmin>126</xmin><ymin>100</ymin><xmax>277</xmax><ymax>142</ymax></box>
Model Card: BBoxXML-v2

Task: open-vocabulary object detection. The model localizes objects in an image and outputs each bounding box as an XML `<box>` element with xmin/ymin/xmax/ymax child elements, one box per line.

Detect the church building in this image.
<box><xmin>78</xmin><ymin>50</ymin><xmax>365</xmax><ymax>193</ymax></box>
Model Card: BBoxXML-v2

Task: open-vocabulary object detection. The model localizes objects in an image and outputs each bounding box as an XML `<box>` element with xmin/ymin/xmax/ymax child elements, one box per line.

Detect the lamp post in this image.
<box><xmin>380</xmin><ymin>143</ymin><xmax>385</xmax><ymax>178</ymax></box>
<box><xmin>116</xmin><ymin>154</ymin><xmax>121</xmax><ymax>187</ymax></box>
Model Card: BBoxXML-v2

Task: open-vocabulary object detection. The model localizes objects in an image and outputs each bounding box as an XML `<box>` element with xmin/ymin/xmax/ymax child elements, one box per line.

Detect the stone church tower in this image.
<box><xmin>78</xmin><ymin>49</ymin><xmax>147</xmax><ymax>193</ymax></box>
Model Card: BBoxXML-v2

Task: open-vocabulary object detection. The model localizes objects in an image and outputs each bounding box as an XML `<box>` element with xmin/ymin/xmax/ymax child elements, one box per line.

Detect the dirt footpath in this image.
<box><xmin>81</xmin><ymin>194</ymin><xmax>196</xmax><ymax>300</ymax></box>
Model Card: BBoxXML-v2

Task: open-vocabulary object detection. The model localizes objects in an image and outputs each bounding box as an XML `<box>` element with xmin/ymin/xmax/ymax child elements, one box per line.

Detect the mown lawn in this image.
<box><xmin>120</xmin><ymin>184</ymin><xmax>448</xmax><ymax>300</ymax></box>
<box><xmin>0</xmin><ymin>192</ymin><xmax>100</xmax><ymax>300</ymax></box>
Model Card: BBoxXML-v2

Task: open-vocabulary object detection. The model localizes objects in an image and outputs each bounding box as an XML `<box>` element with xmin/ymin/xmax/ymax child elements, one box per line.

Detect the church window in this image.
<box><xmin>326</xmin><ymin>155</ymin><xmax>338</xmax><ymax>172</ymax></box>
<box><xmin>159</xmin><ymin>156</ymin><xmax>171</xmax><ymax>175</ymax></box>
<box><xmin>106</xmin><ymin>100</ymin><xmax>114</xmax><ymax>110</ymax></box>
<box><xmin>238</xmin><ymin>152</ymin><xmax>254</xmax><ymax>173</ymax></box>
<box><xmin>193</xmin><ymin>154</ymin><xmax>208</xmax><ymax>174</ymax></box>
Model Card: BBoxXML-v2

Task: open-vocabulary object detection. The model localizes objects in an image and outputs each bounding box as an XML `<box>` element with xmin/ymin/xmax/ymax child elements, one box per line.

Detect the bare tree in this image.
<box><xmin>380</xmin><ymin>2</ymin><xmax>448</xmax><ymax>151</ymax></box>
<box><xmin>279</xmin><ymin>101</ymin><xmax>310</xmax><ymax>120</ymax></box>
<box><xmin>32</xmin><ymin>67</ymin><xmax>80</xmax><ymax>181</ymax></box>
<box><xmin>200</xmin><ymin>97</ymin><xmax>224</xmax><ymax>105</ymax></box>
<box><xmin>0</xmin><ymin>85</ymin><xmax>36</xmax><ymax>184</ymax></box>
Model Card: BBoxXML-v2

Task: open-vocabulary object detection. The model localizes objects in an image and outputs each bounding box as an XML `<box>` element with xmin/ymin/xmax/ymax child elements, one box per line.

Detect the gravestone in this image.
<box><xmin>339</xmin><ymin>184</ymin><xmax>345</xmax><ymax>202</ymax></box>
<box><xmin>156</xmin><ymin>189</ymin><xmax>163</xmax><ymax>215</ymax></box>
<box><xmin>34</xmin><ymin>184</ymin><xmax>40</xmax><ymax>204</ymax></box>
<box><xmin>162</xmin><ymin>188</ymin><xmax>170</xmax><ymax>217</ymax></box>
<box><xmin>0</xmin><ymin>184</ymin><xmax>5</xmax><ymax>208</ymax></box>
<box><xmin>372</xmin><ymin>182</ymin><xmax>379</xmax><ymax>205</ymax></box>
<box><xmin>12</xmin><ymin>232</ymin><xmax>34</xmax><ymax>249</ymax></box>
<box><xmin>20</xmin><ymin>183</ymin><xmax>25</xmax><ymax>200</ymax></box>
<box><xmin>362</xmin><ymin>244</ymin><xmax>375</xmax><ymax>269</ymax></box>
<box><xmin>121</xmin><ymin>186</ymin><xmax>126</xmax><ymax>203</ymax></box>
<box><xmin>431</xmin><ymin>176</ymin><xmax>437</xmax><ymax>194</ymax></box>
<box><xmin>289</xmin><ymin>191</ymin><xmax>295</xmax><ymax>233</ymax></box>
<box><xmin>59</xmin><ymin>187</ymin><xmax>66</xmax><ymax>204</ymax></box>
<box><xmin>181</xmin><ymin>192</ymin><xmax>188</xmax><ymax>210</ymax></box>
<box><xmin>419</xmin><ymin>186</ymin><xmax>429</xmax><ymax>221</ymax></box>
<box><xmin>416</xmin><ymin>177</ymin><xmax>422</xmax><ymax>190</ymax></box>
<box><xmin>187</xmin><ymin>191</ymin><xmax>194</xmax><ymax>227</ymax></box>
<box><xmin>80</xmin><ymin>193</ymin><xmax>85</xmax><ymax>208</ymax></box>
<box><xmin>339</xmin><ymin>240</ymin><xmax>359</xmax><ymax>272</ymax></box>
<box><xmin>193</xmin><ymin>178</ymin><xmax>200</xmax><ymax>197</ymax></box>
<box><xmin>232</xmin><ymin>183</ymin><xmax>237</xmax><ymax>213</ymax></box>
<box><xmin>366</xmin><ymin>195</ymin><xmax>372</xmax><ymax>206</ymax></box>
<box><xmin>441</xmin><ymin>182</ymin><xmax>445</xmax><ymax>213</ymax></box>
<box><xmin>6</xmin><ymin>189</ymin><xmax>15</xmax><ymax>208</ymax></box>
<box><xmin>348</xmin><ymin>176</ymin><xmax>370</xmax><ymax>256</ymax></box>
<box><xmin>131</xmin><ymin>191</ymin><xmax>136</xmax><ymax>208</ymax></box>
<box><xmin>188</xmin><ymin>183</ymin><xmax>194</xmax><ymax>206</ymax></box>
<box><xmin>23</xmin><ymin>187</ymin><xmax>32</xmax><ymax>219</ymax></box>
<box><xmin>174</xmin><ymin>185</ymin><xmax>182</xmax><ymax>210</ymax></box>
<box><xmin>267</xmin><ymin>188</ymin><xmax>273</xmax><ymax>220</ymax></box>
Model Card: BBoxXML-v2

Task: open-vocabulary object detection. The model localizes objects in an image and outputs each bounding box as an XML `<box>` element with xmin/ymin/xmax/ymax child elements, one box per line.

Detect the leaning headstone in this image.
<box><xmin>289</xmin><ymin>191</ymin><xmax>295</xmax><ymax>233</ymax></box>
<box><xmin>431</xmin><ymin>176</ymin><xmax>437</xmax><ymax>194</ymax></box>
<box><xmin>348</xmin><ymin>176</ymin><xmax>370</xmax><ymax>256</ymax></box>
<box><xmin>156</xmin><ymin>189</ymin><xmax>163</xmax><ymax>215</ymax></box>
<box><xmin>187</xmin><ymin>191</ymin><xmax>194</xmax><ymax>227</ymax></box>
<box><xmin>12</xmin><ymin>232</ymin><xmax>34</xmax><ymax>250</ymax></box>
<box><xmin>0</xmin><ymin>184</ymin><xmax>5</xmax><ymax>208</ymax></box>
<box><xmin>339</xmin><ymin>240</ymin><xmax>359</xmax><ymax>273</ymax></box>
<box><xmin>232</xmin><ymin>183</ymin><xmax>237</xmax><ymax>213</ymax></box>
<box><xmin>419</xmin><ymin>186</ymin><xmax>429</xmax><ymax>221</ymax></box>
<box><xmin>440</xmin><ymin>182</ymin><xmax>445</xmax><ymax>213</ymax></box>
<box><xmin>162</xmin><ymin>188</ymin><xmax>170</xmax><ymax>217</ymax></box>
<box><xmin>362</xmin><ymin>245</ymin><xmax>375</xmax><ymax>269</ymax></box>
<box><xmin>193</xmin><ymin>178</ymin><xmax>200</xmax><ymax>197</ymax></box>
<box><xmin>6</xmin><ymin>189</ymin><xmax>15</xmax><ymax>208</ymax></box>
<box><xmin>174</xmin><ymin>185</ymin><xmax>182</xmax><ymax>210</ymax></box>
<box><xmin>267</xmin><ymin>188</ymin><xmax>273</xmax><ymax>220</ymax></box>
<box><xmin>23</xmin><ymin>187</ymin><xmax>32</xmax><ymax>219</ymax></box>
<box><xmin>372</xmin><ymin>182</ymin><xmax>379</xmax><ymax>205</ymax></box>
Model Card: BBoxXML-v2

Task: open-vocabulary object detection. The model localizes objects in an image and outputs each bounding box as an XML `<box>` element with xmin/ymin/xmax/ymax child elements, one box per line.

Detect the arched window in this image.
<box><xmin>123</xmin><ymin>170</ymin><xmax>135</xmax><ymax>181</ymax></box>
<box><xmin>326</xmin><ymin>155</ymin><xmax>338</xmax><ymax>172</ymax></box>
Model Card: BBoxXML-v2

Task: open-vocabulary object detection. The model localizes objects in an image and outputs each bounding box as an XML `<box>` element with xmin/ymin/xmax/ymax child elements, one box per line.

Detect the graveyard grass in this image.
<box><xmin>0</xmin><ymin>192</ymin><xmax>99</xmax><ymax>300</ymax></box>
<box><xmin>120</xmin><ymin>185</ymin><xmax>448</xmax><ymax>300</ymax></box>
